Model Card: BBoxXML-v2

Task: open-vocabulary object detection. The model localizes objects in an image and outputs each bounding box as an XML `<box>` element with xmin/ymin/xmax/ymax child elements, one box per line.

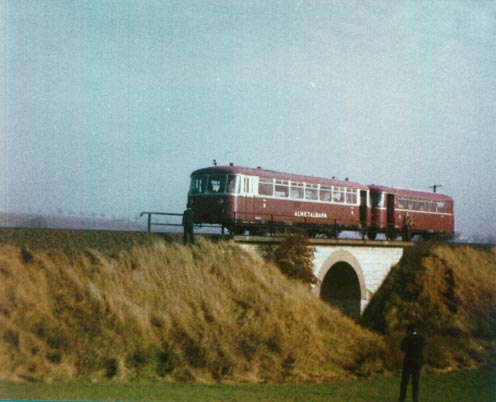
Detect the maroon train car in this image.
<box><xmin>187</xmin><ymin>165</ymin><xmax>370</xmax><ymax>236</ymax></box>
<box><xmin>368</xmin><ymin>185</ymin><xmax>454</xmax><ymax>240</ymax></box>
<box><xmin>187</xmin><ymin>165</ymin><xmax>455</xmax><ymax>240</ymax></box>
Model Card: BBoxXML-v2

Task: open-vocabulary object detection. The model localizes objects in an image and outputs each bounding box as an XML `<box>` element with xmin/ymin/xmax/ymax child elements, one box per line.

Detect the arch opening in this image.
<box><xmin>320</xmin><ymin>261</ymin><xmax>362</xmax><ymax>319</ymax></box>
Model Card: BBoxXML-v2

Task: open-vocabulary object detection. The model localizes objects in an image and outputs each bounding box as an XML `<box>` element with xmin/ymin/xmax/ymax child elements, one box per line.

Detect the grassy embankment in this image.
<box><xmin>0</xmin><ymin>229</ymin><xmax>383</xmax><ymax>383</ymax></box>
<box><xmin>0</xmin><ymin>228</ymin><xmax>495</xmax><ymax>387</ymax></box>
<box><xmin>362</xmin><ymin>242</ymin><xmax>496</xmax><ymax>372</ymax></box>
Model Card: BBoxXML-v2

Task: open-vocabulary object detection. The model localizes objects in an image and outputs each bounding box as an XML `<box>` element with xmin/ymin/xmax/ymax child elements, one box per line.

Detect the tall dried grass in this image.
<box><xmin>361</xmin><ymin>243</ymin><xmax>496</xmax><ymax>372</ymax></box>
<box><xmin>0</xmin><ymin>238</ymin><xmax>383</xmax><ymax>383</ymax></box>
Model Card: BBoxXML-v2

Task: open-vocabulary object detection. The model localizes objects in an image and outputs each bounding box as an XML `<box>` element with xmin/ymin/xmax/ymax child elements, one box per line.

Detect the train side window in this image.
<box><xmin>227</xmin><ymin>175</ymin><xmax>240</xmax><ymax>194</ymax></box>
<box><xmin>320</xmin><ymin>186</ymin><xmax>332</xmax><ymax>202</ymax></box>
<box><xmin>242</xmin><ymin>177</ymin><xmax>248</xmax><ymax>194</ymax></box>
<box><xmin>346</xmin><ymin>188</ymin><xmax>357</xmax><ymax>204</ymax></box>
<box><xmin>290</xmin><ymin>181</ymin><xmax>304</xmax><ymax>199</ymax></box>
<box><xmin>275</xmin><ymin>180</ymin><xmax>289</xmax><ymax>198</ymax></box>
<box><xmin>258</xmin><ymin>178</ymin><xmax>274</xmax><ymax>196</ymax></box>
<box><xmin>371</xmin><ymin>192</ymin><xmax>384</xmax><ymax>207</ymax></box>
<box><xmin>434</xmin><ymin>201</ymin><xmax>440</xmax><ymax>212</ymax></box>
<box><xmin>437</xmin><ymin>202</ymin><xmax>445</xmax><ymax>213</ymax></box>
<box><xmin>398</xmin><ymin>197</ymin><xmax>407</xmax><ymax>209</ymax></box>
<box><xmin>305</xmin><ymin>184</ymin><xmax>319</xmax><ymax>200</ymax></box>
<box><xmin>333</xmin><ymin>187</ymin><xmax>344</xmax><ymax>203</ymax></box>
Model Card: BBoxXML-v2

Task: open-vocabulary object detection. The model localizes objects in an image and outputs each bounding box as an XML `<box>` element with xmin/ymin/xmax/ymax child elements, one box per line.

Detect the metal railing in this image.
<box><xmin>139</xmin><ymin>211</ymin><xmax>228</xmax><ymax>233</ymax></box>
<box><xmin>139</xmin><ymin>212</ymin><xmax>183</xmax><ymax>233</ymax></box>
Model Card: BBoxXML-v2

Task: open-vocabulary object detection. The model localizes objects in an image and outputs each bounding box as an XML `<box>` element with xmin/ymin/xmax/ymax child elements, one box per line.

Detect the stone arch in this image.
<box><xmin>316</xmin><ymin>250</ymin><xmax>366</xmax><ymax>319</ymax></box>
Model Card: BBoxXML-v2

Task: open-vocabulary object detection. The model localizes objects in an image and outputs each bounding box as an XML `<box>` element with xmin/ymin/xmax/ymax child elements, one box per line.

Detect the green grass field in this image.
<box><xmin>0</xmin><ymin>368</ymin><xmax>494</xmax><ymax>402</ymax></box>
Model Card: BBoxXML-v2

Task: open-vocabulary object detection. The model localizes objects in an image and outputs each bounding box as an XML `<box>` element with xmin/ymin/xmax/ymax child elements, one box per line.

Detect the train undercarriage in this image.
<box><xmin>222</xmin><ymin>221</ymin><xmax>452</xmax><ymax>241</ymax></box>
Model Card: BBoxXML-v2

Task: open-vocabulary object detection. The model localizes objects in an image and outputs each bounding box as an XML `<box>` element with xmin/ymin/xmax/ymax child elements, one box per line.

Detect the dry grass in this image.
<box><xmin>0</xmin><ymin>238</ymin><xmax>383</xmax><ymax>383</ymax></box>
<box><xmin>361</xmin><ymin>243</ymin><xmax>496</xmax><ymax>372</ymax></box>
<box><xmin>3</xmin><ymin>231</ymin><xmax>493</xmax><ymax>384</ymax></box>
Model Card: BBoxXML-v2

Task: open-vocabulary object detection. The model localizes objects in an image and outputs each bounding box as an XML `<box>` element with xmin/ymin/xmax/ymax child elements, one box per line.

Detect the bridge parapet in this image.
<box><xmin>233</xmin><ymin>235</ymin><xmax>413</xmax><ymax>247</ymax></box>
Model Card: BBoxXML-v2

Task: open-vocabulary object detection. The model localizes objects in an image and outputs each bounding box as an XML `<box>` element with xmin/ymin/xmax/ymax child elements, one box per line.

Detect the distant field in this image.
<box><xmin>0</xmin><ymin>368</ymin><xmax>494</xmax><ymax>402</ymax></box>
<box><xmin>0</xmin><ymin>227</ymin><xmax>176</xmax><ymax>255</ymax></box>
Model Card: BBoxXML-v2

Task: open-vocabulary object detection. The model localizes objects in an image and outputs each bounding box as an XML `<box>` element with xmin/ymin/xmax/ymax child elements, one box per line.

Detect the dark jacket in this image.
<box><xmin>401</xmin><ymin>332</ymin><xmax>424</xmax><ymax>369</ymax></box>
<box><xmin>183</xmin><ymin>208</ymin><xmax>194</xmax><ymax>227</ymax></box>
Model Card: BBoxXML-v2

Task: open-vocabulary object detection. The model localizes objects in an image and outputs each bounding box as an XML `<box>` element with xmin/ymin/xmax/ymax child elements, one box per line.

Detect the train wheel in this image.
<box><xmin>249</xmin><ymin>227</ymin><xmax>270</xmax><ymax>236</ymax></box>
<box><xmin>231</xmin><ymin>226</ymin><xmax>246</xmax><ymax>235</ymax></box>
<box><xmin>248</xmin><ymin>227</ymin><xmax>260</xmax><ymax>236</ymax></box>
<box><xmin>277</xmin><ymin>227</ymin><xmax>287</xmax><ymax>235</ymax></box>
<box><xmin>386</xmin><ymin>230</ymin><xmax>397</xmax><ymax>241</ymax></box>
<box><xmin>367</xmin><ymin>231</ymin><xmax>377</xmax><ymax>240</ymax></box>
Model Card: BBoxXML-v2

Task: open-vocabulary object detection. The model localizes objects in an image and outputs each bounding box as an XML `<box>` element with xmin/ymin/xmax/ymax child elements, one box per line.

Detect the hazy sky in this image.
<box><xmin>1</xmin><ymin>0</ymin><xmax>495</xmax><ymax>236</ymax></box>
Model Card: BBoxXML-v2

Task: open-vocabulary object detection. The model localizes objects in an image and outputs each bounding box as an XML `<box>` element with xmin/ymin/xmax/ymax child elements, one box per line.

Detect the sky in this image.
<box><xmin>1</xmin><ymin>0</ymin><xmax>495</xmax><ymax>236</ymax></box>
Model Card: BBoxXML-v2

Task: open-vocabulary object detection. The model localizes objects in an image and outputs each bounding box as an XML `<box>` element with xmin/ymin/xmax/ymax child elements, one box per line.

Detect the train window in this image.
<box><xmin>305</xmin><ymin>184</ymin><xmax>319</xmax><ymax>200</ymax></box>
<box><xmin>206</xmin><ymin>175</ymin><xmax>227</xmax><ymax>193</ymax></box>
<box><xmin>242</xmin><ymin>177</ymin><xmax>250</xmax><ymax>194</ymax></box>
<box><xmin>371</xmin><ymin>192</ymin><xmax>384</xmax><ymax>207</ymax></box>
<box><xmin>190</xmin><ymin>175</ymin><xmax>207</xmax><ymax>194</ymax></box>
<box><xmin>333</xmin><ymin>187</ymin><xmax>344</xmax><ymax>203</ymax></box>
<box><xmin>227</xmin><ymin>175</ymin><xmax>240</xmax><ymax>194</ymax></box>
<box><xmin>290</xmin><ymin>182</ymin><xmax>304</xmax><ymax>199</ymax></box>
<box><xmin>259</xmin><ymin>178</ymin><xmax>274</xmax><ymax>196</ymax></box>
<box><xmin>437</xmin><ymin>202</ymin><xmax>445</xmax><ymax>213</ymax></box>
<box><xmin>398</xmin><ymin>197</ymin><xmax>407</xmax><ymax>209</ymax></box>
<box><xmin>320</xmin><ymin>186</ymin><xmax>332</xmax><ymax>202</ymax></box>
<box><xmin>426</xmin><ymin>201</ymin><xmax>436</xmax><ymax>212</ymax></box>
<box><xmin>275</xmin><ymin>180</ymin><xmax>289</xmax><ymax>198</ymax></box>
<box><xmin>346</xmin><ymin>189</ymin><xmax>357</xmax><ymax>204</ymax></box>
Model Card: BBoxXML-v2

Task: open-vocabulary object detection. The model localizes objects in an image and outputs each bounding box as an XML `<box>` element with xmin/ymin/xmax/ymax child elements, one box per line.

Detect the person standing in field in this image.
<box><xmin>182</xmin><ymin>203</ymin><xmax>195</xmax><ymax>244</ymax></box>
<box><xmin>399</xmin><ymin>324</ymin><xmax>424</xmax><ymax>402</ymax></box>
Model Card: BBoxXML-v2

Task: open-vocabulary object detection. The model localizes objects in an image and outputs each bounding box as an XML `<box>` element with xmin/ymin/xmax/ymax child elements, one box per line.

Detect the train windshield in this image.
<box><xmin>190</xmin><ymin>175</ymin><xmax>207</xmax><ymax>194</ymax></box>
<box><xmin>189</xmin><ymin>174</ymin><xmax>240</xmax><ymax>194</ymax></box>
<box><xmin>206</xmin><ymin>175</ymin><xmax>227</xmax><ymax>193</ymax></box>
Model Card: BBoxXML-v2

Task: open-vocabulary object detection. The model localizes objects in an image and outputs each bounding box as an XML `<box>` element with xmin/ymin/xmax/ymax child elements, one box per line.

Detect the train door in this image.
<box><xmin>359</xmin><ymin>190</ymin><xmax>368</xmax><ymax>227</ymax></box>
<box><xmin>359</xmin><ymin>190</ymin><xmax>369</xmax><ymax>239</ymax></box>
<box><xmin>386</xmin><ymin>193</ymin><xmax>396</xmax><ymax>239</ymax></box>
<box><xmin>241</xmin><ymin>176</ymin><xmax>256</xmax><ymax>221</ymax></box>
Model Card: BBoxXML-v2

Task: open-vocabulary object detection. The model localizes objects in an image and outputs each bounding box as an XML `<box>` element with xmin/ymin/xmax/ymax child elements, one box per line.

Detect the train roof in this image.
<box><xmin>191</xmin><ymin>165</ymin><xmax>368</xmax><ymax>189</ymax></box>
<box><xmin>368</xmin><ymin>184</ymin><xmax>453</xmax><ymax>201</ymax></box>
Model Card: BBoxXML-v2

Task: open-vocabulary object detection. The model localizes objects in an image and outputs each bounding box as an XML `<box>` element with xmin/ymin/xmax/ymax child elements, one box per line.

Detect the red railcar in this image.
<box><xmin>187</xmin><ymin>165</ymin><xmax>455</xmax><ymax>240</ymax></box>
<box><xmin>188</xmin><ymin>165</ymin><xmax>370</xmax><ymax>237</ymax></box>
<box><xmin>368</xmin><ymin>185</ymin><xmax>454</xmax><ymax>240</ymax></box>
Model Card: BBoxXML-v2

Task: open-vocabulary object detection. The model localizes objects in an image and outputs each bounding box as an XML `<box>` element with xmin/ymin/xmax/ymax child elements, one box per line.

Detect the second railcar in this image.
<box><xmin>368</xmin><ymin>185</ymin><xmax>454</xmax><ymax>240</ymax></box>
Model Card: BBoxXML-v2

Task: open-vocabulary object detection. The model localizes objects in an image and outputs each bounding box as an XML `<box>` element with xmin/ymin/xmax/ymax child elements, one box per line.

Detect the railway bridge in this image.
<box><xmin>234</xmin><ymin>236</ymin><xmax>412</xmax><ymax>319</ymax></box>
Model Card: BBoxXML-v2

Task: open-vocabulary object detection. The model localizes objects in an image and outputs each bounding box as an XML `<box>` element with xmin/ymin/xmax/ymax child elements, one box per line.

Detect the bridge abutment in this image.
<box><xmin>313</xmin><ymin>245</ymin><xmax>404</xmax><ymax>317</ymax></box>
<box><xmin>236</xmin><ymin>237</ymin><xmax>408</xmax><ymax>318</ymax></box>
